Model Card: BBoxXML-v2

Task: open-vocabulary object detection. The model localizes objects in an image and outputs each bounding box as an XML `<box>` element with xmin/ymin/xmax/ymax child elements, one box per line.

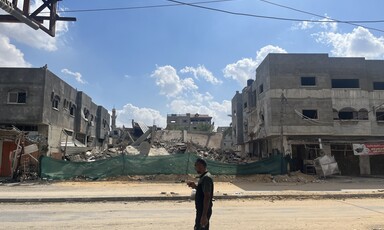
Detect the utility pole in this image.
<box><xmin>279</xmin><ymin>92</ymin><xmax>287</xmax><ymax>155</ymax></box>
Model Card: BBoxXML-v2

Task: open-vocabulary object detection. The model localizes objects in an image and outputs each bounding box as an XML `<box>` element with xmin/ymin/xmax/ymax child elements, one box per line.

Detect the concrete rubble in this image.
<box><xmin>63</xmin><ymin>138</ymin><xmax>248</xmax><ymax>164</ymax></box>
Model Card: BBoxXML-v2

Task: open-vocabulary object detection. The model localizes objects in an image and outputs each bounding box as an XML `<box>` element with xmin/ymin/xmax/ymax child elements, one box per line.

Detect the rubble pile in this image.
<box><xmin>64</xmin><ymin>139</ymin><xmax>251</xmax><ymax>164</ymax></box>
<box><xmin>184</xmin><ymin>142</ymin><xmax>250</xmax><ymax>164</ymax></box>
<box><xmin>272</xmin><ymin>171</ymin><xmax>319</xmax><ymax>183</ymax></box>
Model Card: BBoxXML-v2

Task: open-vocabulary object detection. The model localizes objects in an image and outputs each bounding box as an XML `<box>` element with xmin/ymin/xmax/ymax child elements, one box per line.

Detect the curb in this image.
<box><xmin>1</xmin><ymin>193</ymin><xmax>383</xmax><ymax>203</ymax></box>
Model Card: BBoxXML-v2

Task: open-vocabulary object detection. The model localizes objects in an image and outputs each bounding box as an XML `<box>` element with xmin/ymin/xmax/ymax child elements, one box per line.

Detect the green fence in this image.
<box><xmin>39</xmin><ymin>153</ymin><xmax>287</xmax><ymax>180</ymax></box>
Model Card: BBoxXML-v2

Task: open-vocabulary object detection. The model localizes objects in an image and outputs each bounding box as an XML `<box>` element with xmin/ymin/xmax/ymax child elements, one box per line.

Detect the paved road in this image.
<box><xmin>1</xmin><ymin>199</ymin><xmax>383</xmax><ymax>230</ymax></box>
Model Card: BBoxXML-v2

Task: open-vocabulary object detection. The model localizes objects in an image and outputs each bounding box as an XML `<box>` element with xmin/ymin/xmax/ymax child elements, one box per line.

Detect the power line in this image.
<box><xmin>260</xmin><ymin>0</ymin><xmax>384</xmax><ymax>24</ymax></box>
<box><xmin>56</xmin><ymin>0</ymin><xmax>235</xmax><ymax>13</ymax></box>
<box><xmin>167</xmin><ymin>0</ymin><xmax>384</xmax><ymax>33</ymax></box>
<box><xmin>260</xmin><ymin>0</ymin><xmax>384</xmax><ymax>32</ymax></box>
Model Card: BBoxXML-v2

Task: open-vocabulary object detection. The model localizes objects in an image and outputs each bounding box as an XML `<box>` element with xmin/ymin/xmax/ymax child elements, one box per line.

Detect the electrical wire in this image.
<box><xmin>53</xmin><ymin>0</ymin><xmax>384</xmax><ymax>33</ymax></box>
<box><xmin>260</xmin><ymin>0</ymin><xmax>384</xmax><ymax>24</ymax></box>
<box><xmin>56</xmin><ymin>0</ymin><xmax>235</xmax><ymax>13</ymax></box>
<box><xmin>167</xmin><ymin>0</ymin><xmax>384</xmax><ymax>33</ymax></box>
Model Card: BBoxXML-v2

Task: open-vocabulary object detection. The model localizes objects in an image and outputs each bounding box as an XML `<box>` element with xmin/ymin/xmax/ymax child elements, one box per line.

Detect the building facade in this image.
<box><xmin>0</xmin><ymin>67</ymin><xmax>110</xmax><ymax>161</ymax></box>
<box><xmin>232</xmin><ymin>53</ymin><xmax>384</xmax><ymax>175</ymax></box>
<box><xmin>166</xmin><ymin>113</ymin><xmax>213</xmax><ymax>132</ymax></box>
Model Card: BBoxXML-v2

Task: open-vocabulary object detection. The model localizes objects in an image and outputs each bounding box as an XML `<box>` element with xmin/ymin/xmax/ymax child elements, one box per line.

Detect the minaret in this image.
<box><xmin>111</xmin><ymin>107</ymin><xmax>117</xmax><ymax>130</ymax></box>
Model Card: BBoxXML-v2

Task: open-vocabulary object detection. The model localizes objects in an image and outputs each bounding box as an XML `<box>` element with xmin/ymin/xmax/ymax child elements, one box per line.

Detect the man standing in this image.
<box><xmin>187</xmin><ymin>158</ymin><xmax>214</xmax><ymax>230</ymax></box>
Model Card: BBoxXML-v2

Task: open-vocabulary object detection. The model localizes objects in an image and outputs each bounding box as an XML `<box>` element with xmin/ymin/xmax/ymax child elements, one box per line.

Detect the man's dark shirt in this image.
<box><xmin>195</xmin><ymin>171</ymin><xmax>214</xmax><ymax>211</ymax></box>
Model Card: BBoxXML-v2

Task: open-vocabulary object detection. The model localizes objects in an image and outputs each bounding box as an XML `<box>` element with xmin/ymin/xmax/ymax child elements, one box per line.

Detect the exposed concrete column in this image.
<box><xmin>359</xmin><ymin>155</ymin><xmax>371</xmax><ymax>175</ymax></box>
<box><xmin>182</xmin><ymin>130</ymin><xmax>188</xmax><ymax>142</ymax></box>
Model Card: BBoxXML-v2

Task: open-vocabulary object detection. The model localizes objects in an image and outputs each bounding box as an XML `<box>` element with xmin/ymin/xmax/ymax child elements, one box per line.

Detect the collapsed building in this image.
<box><xmin>0</xmin><ymin>67</ymin><xmax>110</xmax><ymax>178</ymax></box>
<box><xmin>232</xmin><ymin>53</ymin><xmax>384</xmax><ymax>176</ymax></box>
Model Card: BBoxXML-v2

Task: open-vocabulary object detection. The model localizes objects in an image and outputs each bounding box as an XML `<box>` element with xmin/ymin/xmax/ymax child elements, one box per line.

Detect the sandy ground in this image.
<box><xmin>0</xmin><ymin>199</ymin><xmax>383</xmax><ymax>229</ymax></box>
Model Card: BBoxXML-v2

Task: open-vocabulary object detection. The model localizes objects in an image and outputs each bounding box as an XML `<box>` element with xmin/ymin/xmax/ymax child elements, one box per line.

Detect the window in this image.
<box><xmin>83</xmin><ymin>108</ymin><xmax>90</xmax><ymax>119</ymax></box>
<box><xmin>376</xmin><ymin>110</ymin><xmax>384</xmax><ymax>121</ymax></box>
<box><xmin>63</xmin><ymin>99</ymin><xmax>69</xmax><ymax>110</ymax></box>
<box><xmin>70</xmin><ymin>104</ymin><xmax>76</xmax><ymax>116</ymax></box>
<box><xmin>301</xmin><ymin>76</ymin><xmax>316</xmax><ymax>86</ymax></box>
<box><xmin>244</xmin><ymin>102</ymin><xmax>248</xmax><ymax>108</ymax></box>
<box><xmin>52</xmin><ymin>95</ymin><xmax>60</xmax><ymax>110</ymax></box>
<box><xmin>259</xmin><ymin>84</ymin><xmax>264</xmax><ymax>94</ymax></box>
<box><xmin>302</xmin><ymin>110</ymin><xmax>318</xmax><ymax>119</ymax></box>
<box><xmin>373</xmin><ymin>82</ymin><xmax>384</xmax><ymax>90</ymax></box>
<box><xmin>331</xmin><ymin>79</ymin><xmax>359</xmax><ymax>88</ymax></box>
<box><xmin>8</xmin><ymin>91</ymin><xmax>26</xmax><ymax>104</ymax></box>
<box><xmin>338</xmin><ymin>108</ymin><xmax>358</xmax><ymax>120</ymax></box>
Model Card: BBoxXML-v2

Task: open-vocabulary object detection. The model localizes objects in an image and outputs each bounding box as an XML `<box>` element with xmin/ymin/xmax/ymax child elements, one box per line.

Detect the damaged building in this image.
<box><xmin>0</xmin><ymin>67</ymin><xmax>110</xmax><ymax>177</ymax></box>
<box><xmin>232</xmin><ymin>53</ymin><xmax>384</xmax><ymax>176</ymax></box>
<box><xmin>166</xmin><ymin>113</ymin><xmax>213</xmax><ymax>132</ymax></box>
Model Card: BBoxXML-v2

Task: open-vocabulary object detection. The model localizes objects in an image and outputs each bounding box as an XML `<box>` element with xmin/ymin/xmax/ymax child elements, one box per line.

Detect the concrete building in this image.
<box><xmin>0</xmin><ymin>67</ymin><xmax>110</xmax><ymax>166</ymax></box>
<box><xmin>232</xmin><ymin>53</ymin><xmax>384</xmax><ymax>176</ymax></box>
<box><xmin>166</xmin><ymin>113</ymin><xmax>213</xmax><ymax>132</ymax></box>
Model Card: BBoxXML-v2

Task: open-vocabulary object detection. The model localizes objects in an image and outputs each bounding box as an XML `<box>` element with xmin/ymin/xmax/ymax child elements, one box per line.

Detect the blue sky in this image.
<box><xmin>1</xmin><ymin>0</ymin><xmax>384</xmax><ymax>129</ymax></box>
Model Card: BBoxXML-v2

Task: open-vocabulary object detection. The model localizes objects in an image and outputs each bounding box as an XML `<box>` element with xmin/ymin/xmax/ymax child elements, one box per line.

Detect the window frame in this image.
<box><xmin>52</xmin><ymin>95</ymin><xmax>60</xmax><ymax>110</ymax></box>
<box><xmin>258</xmin><ymin>84</ymin><xmax>264</xmax><ymax>94</ymax></box>
<box><xmin>373</xmin><ymin>82</ymin><xmax>384</xmax><ymax>90</ymax></box>
<box><xmin>302</xmin><ymin>109</ymin><xmax>318</xmax><ymax>120</ymax></box>
<box><xmin>300</xmin><ymin>76</ymin><xmax>316</xmax><ymax>87</ymax></box>
<box><xmin>331</xmin><ymin>79</ymin><xmax>360</xmax><ymax>88</ymax></box>
<box><xmin>7</xmin><ymin>90</ymin><xmax>27</xmax><ymax>104</ymax></box>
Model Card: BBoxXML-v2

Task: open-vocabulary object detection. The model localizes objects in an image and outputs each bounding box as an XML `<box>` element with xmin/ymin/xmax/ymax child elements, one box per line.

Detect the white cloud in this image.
<box><xmin>0</xmin><ymin>34</ymin><xmax>31</xmax><ymax>67</ymax></box>
<box><xmin>151</xmin><ymin>65</ymin><xmax>198</xmax><ymax>98</ymax></box>
<box><xmin>180</xmin><ymin>65</ymin><xmax>222</xmax><ymax>85</ymax></box>
<box><xmin>222</xmin><ymin>58</ymin><xmax>257</xmax><ymax>86</ymax></box>
<box><xmin>223</xmin><ymin>45</ymin><xmax>287</xmax><ymax>86</ymax></box>
<box><xmin>255</xmin><ymin>45</ymin><xmax>287</xmax><ymax>64</ymax></box>
<box><xmin>150</xmin><ymin>64</ymin><xmax>232</xmax><ymax>127</ymax></box>
<box><xmin>61</xmin><ymin>69</ymin><xmax>87</xmax><ymax>84</ymax></box>
<box><xmin>0</xmin><ymin>0</ymin><xmax>69</xmax><ymax>51</ymax></box>
<box><xmin>314</xmin><ymin>26</ymin><xmax>384</xmax><ymax>59</ymax></box>
<box><xmin>293</xmin><ymin>16</ymin><xmax>338</xmax><ymax>32</ymax></box>
<box><xmin>115</xmin><ymin>104</ymin><xmax>166</xmax><ymax>128</ymax></box>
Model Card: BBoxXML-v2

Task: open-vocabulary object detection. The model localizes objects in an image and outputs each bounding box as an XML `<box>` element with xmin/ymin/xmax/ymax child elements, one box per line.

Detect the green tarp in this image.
<box><xmin>39</xmin><ymin>153</ymin><xmax>287</xmax><ymax>180</ymax></box>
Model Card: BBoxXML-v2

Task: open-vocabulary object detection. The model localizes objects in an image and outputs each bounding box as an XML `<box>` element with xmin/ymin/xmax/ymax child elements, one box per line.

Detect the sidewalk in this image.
<box><xmin>0</xmin><ymin>176</ymin><xmax>383</xmax><ymax>203</ymax></box>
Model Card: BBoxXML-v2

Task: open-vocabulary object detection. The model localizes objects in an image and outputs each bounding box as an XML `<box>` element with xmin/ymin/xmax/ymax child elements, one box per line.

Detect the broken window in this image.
<box><xmin>70</xmin><ymin>105</ymin><xmax>76</xmax><ymax>116</ymax></box>
<box><xmin>8</xmin><ymin>90</ymin><xmax>26</xmax><ymax>104</ymax></box>
<box><xmin>302</xmin><ymin>110</ymin><xmax>318</xmax><ymax>119</ymax></box>
<box><xmin>63</xmin><ymin>129</ymin><xmax>73</xmax><ymax>136</ymax></box>
<box><xmin>301</xmin><ymin>76</ymin><xmax>316</xmax><ymax>86</ymax></box>
<box><xmin>338</xmin><ymin>107</ymin><xmax>358</xmax><ymax>120</ymax></box>
<box><xmin>52</xmin><ymin>95</ymin><xmax>60</xmax><ymax>110</ymax></box>
<box><xmin>358</xmin><ymin>109</ymin><xmax>368</xmax><ymax>120</ymax></box>
<box><xmin>373</xmin><ymin>82</ymin><xmax>384</xmax><ymax>90</ymax></box>
<box><xmin>259</xmin><ymin>84</ymin><xmax>264</xmax><ymax>94</ymax></box>
<box><xmin>83</xmin><ymin>108</ymin><xmax>90</xmax><ymax>119</ymax></box>
<box><xmin>331</xmin><ymin>79</ymin><xmax>359</xmax><ymax>88</ymax></box>
<box><xmin>244</xmin><ymin>102</ymin><xmax>248</xmax><ymax>108</ymax></box>
<box><xmin>63</xmin><ymin>99</ymin><xmax>69</xmax><ymax>110</ymax></box>
<box><xmin>376</xmin><ymin>109</ymin><xmax>384</xmax><ymax>121</ymax></box>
